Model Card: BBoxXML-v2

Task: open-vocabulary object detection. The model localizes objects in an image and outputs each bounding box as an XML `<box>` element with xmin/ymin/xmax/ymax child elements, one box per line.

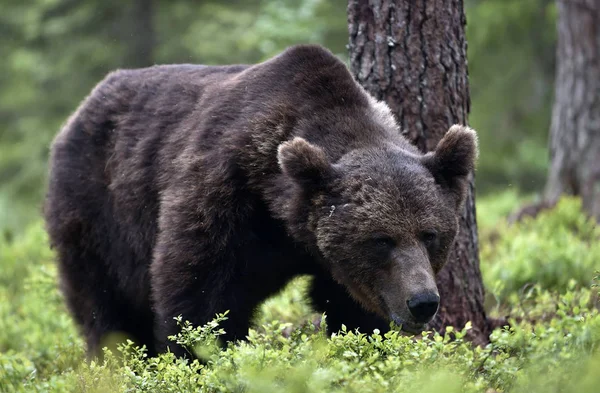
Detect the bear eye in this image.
<box><xmin>370</xmin><ymin>234</ymin><xmax>396</xmax><ymax>249</ymax></box>
<box><xmin>420</xmin><ymin>230</ymin><xmax>438</xmax><ymax>248</ymax></box>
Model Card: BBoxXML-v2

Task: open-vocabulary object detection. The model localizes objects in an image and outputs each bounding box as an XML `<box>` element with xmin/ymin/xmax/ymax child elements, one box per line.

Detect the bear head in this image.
<box><xmin>277</xmin><ymin>125</ymin><xmax>478</xmax><ymax>332</ymax></box>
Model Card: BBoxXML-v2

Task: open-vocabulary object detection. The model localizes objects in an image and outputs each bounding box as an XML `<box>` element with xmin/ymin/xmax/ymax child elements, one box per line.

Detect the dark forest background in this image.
<box><xmin>0</xmin><ymin>0</ymin><xmax>556</xmax><ymax>233</ymax></box>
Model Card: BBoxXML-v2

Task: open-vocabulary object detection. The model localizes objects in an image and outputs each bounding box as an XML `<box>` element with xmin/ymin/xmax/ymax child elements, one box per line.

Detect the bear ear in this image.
<box><xmin>422</xmin><ymin>125</ymin><xmax>479</xmax><ymax>208</ymax></box>
<box><xmin>277</xmin><ymin>137</ymin><xmax>334</xmax><ymax>190</ymax></box>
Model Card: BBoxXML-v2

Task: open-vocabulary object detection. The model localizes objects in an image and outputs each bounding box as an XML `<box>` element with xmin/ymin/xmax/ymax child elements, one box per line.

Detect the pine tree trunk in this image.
<box><xmin>545</xmin><ymin>0</ymin><xmax>600</xmax><ymax>221</ymax></box>
<box><xmin>347</xmin><ymin>0</ymin><xmax>492</xmax><ymax>344</ymax></box>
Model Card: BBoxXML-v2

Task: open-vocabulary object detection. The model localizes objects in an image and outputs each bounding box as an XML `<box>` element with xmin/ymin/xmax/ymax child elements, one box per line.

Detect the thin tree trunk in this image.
<box><xmin>545</xmin><ymin>0</ymin><xmax>600</xmax><ymax>221</ymax></box>
<box><xmin>347</xmin><ymin>0</ymin><xmax>492</xmax><ymax>345</ymax></box>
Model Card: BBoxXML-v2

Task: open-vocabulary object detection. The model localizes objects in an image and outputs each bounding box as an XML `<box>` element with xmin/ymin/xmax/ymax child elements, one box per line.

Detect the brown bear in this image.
<box><xmin>44</xmin><ymin>44</ymin><xmax>477</xmax><ymax>359</ymax></box>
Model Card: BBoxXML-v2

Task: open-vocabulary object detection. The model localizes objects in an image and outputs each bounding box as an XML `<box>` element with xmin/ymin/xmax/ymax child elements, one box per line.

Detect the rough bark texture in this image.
<box><xmin>347</xmin><ymin>0</ymin><xmax>492</xmax><ymax>344</ymax></box>
<box><xmin>545</xmin><ymin>0</ymin><xmax>600</xmax><ymax>221</ymax></box>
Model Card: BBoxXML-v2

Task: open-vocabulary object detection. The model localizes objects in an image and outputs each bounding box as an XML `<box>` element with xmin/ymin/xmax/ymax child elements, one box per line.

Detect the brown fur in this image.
<box><xmin>44</xmin><ymin>44</ymin><xmax>477</xmax><ymax>358</ymax></box>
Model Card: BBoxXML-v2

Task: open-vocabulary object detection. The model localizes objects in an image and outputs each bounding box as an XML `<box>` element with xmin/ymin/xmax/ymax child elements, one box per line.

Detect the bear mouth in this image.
<box><xmin>379</xmin><ymin>297</ymin><xmax>427</xmax><ymax>334</ymax></box>
<box><xmin>390</xmin><ymin>313</ymin><xmax>426</xmax><ymax>334</ymax></box>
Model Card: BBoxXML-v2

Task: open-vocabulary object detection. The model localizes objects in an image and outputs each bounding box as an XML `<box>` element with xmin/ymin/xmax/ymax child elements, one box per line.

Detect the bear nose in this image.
<box><xmin>407</xmin><ymin>292</ymin><xmax>440</xmax><ymax>324</ymax></box>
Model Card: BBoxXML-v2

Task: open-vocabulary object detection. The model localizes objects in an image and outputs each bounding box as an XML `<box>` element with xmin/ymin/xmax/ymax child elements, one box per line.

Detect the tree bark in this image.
<box><xmin>347</xmin><ymin>0</ymin><xmax>492</xmax><ymax>345</ymax></box>
<box><xmin>545</xmin><ymin>0</ymin><xmax>600</xmax><ymax>221</ymax></box>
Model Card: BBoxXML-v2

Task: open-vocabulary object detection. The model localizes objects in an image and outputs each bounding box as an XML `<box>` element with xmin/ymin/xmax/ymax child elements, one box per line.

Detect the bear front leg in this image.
<box><xmin>150</xmin><ymin>235</ymin><xmax>253</xmax><ymax>358</ymax></box>
<box><xmin>150</xmin><ymin>184</ymin><xmax>256</xmax><ymax>358</ymax></box>
<box><xmin>151</xmin><ymin>257</ymin><xmax>255</xmax><ymax>358</ymax></box>
<box><xmin>310</xmin><ymin>274</ymin><xmax>390</xmax><ymax>336</ymax></box>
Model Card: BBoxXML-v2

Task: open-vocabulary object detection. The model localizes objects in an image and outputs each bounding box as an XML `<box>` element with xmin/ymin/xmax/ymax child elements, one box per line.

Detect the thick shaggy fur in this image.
<box><xmin>44</xmin><ymin>45</ymin><xmax>477</xmax><ymax>358</ymax></box>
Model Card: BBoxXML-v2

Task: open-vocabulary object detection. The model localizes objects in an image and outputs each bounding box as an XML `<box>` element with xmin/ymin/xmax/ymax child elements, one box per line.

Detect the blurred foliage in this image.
<box><xmin>1</xmin><ymin>196</ymin><xmax>600</xmax><ymax>391</ymax></box>
<box><xmin>481</xmin><ymin>196</ymin><xmax>600</xmax><ymax>304</ymax></box>
<box><xmin>466</xmin><ymin>0</ymin><xmax>557</xmax><ymax>192</ymax></box>
<box><xmin>0</xmin><ymin>0</ymin><xmax>556</xmax><ymax>234</ymax></box>
<box><xmin>475</xmin><ymin>188</ymin><xmax>535</xmax><ymax>236</ymax></box>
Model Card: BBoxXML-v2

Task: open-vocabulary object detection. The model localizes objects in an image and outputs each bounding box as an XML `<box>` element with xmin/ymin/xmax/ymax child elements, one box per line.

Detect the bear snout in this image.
<box><xmin>406</xmin><ymin>291</ymin><xmax>440</xmax><ymax>324</ymax></box>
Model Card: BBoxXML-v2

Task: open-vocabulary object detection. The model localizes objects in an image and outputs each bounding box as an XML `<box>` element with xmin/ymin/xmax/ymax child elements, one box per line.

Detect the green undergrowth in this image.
<box><xmin>480</xmin><ymin>196</ymin><xmax>600</xmax><ymax>304</ymax></box>
<box><xmin>1</xmin><ymin>193</ymin><xmax>599</xmax><ymax>392</ymax></box>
